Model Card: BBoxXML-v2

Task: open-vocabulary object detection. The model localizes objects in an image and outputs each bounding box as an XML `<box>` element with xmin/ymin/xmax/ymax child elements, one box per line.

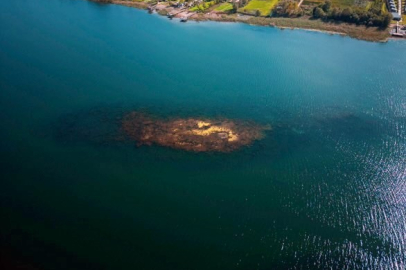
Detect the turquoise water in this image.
<box><xmin>1</xmin><ymin>0</ymin><xmax>406</xmax><ymax>269</ymax></box>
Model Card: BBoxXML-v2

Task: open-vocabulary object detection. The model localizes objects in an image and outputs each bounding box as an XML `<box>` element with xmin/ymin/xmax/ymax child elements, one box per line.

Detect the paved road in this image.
<box><xmin>399</xmin><ymin>0</ymin><xmax>402</xmax><ymax>19</ymax></box>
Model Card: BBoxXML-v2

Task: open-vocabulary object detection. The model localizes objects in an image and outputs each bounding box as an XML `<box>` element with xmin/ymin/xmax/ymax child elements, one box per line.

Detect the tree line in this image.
<box><xmin>312</xmin><ymin>1</ymin><xmax>392</xmax><ymax>28</ymax></box>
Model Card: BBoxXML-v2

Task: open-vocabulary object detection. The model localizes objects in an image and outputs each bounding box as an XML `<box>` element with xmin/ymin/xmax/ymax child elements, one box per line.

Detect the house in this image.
<box><xmin>392</xmin><ymin>12</ymin><xmax>401</xmax><ymax>21</ymax></box>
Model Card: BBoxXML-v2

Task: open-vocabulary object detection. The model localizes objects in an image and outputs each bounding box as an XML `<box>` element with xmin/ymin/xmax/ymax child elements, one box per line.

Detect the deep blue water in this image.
<box><xmin>1</xmin><ymin>0</ymin><xmax>406</xmax><ymax>269</ymax></box>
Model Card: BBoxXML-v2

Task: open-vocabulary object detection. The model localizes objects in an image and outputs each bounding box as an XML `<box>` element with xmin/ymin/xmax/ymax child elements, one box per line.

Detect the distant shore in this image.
<box><xmin>91</xmin><ymin>0</ymin><xmax>390</xmax><ymax>42</ymax></box>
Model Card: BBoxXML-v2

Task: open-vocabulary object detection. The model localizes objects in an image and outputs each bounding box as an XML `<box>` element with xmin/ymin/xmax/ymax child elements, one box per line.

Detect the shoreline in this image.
<box><xmin>91</xmin><ymin>0</ymin><xmax>391</xmax><ymax>42</ymax></box>
<box><xmin>278</xmin><ymin>26</ymin><xmax>344</xmax><ymax>36</ymax></box>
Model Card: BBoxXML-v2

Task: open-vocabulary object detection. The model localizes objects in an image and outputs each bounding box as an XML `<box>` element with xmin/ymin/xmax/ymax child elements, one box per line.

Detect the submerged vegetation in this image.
<box><xmin>122</xmin><ymin>112</ymin><xmax>270</xmax><ymax>152</ymax></box>
<box><xmin>54</xmin><ymin>108</ymin><xmax>270</xmax><ymax>152</ymax></box>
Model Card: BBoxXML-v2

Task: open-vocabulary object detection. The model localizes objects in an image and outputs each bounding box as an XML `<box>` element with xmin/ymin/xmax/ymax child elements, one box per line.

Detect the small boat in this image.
<box><xmin>180</xmin><ymin>16</ymin><xmax>188</xmax><ymax>22</ymax></box>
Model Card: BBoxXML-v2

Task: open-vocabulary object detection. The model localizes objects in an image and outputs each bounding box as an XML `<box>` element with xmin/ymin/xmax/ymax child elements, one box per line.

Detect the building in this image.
<box><xmin>392</xmin><ymin>12</ymin><xmax>401</xmax><ymax>21</ymax></box>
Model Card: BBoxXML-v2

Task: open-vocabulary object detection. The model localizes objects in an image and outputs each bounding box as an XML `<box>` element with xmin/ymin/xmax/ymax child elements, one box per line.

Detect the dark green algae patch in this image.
<box><xmin>53</xmin><ymin>108</ymin><xmax>271</xmax><ymax>153</ymax></box>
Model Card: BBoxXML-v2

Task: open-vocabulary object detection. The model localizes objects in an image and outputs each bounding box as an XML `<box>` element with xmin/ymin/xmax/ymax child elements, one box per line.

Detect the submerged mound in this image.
<box><xmin>122</xmin><ymin>112</ymin><xmax>270</xmax><ymax>152</ymax></box>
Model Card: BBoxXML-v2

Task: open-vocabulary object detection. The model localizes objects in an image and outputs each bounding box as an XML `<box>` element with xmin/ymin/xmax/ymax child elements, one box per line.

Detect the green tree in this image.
<box><xmin>313</xmin><ymin>7</ymin><xmax>325</xmax><ymax>19</ymax></box>
<box><xmin>232</xmin><ymin>1</ymin><xmax>239</xmax><ymax>11</ymax></box>
<box><xmin>322</xmin><ymin>1</ymin><xmax>331</xmax><ymax>13</ymax></box>
<box><xmin>382</xmin><ymin>13</ymin><xmax>392</xmax><ymax>28</ymax></box>
<box><xmin>341</xmin><ymin>7</ymin><xmax>353</xmax><ymax>22</ymax></box>
<box><xmin>329</xmin><ymin>7</ymin><xmax>339</xmax><ymax>19</ymax></box>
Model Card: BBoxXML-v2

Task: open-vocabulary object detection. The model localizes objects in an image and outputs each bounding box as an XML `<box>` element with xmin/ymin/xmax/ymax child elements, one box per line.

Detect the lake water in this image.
<box><xmin>1</xmin><ymin>0</ymin><xmax>406</xmax><ymax>269</ymax></box>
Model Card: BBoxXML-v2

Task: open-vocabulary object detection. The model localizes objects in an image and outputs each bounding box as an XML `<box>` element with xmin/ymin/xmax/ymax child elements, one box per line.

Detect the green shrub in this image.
<box><xmin>313</xmin><ymin>7</ymin><xmax>325</xmax><ymax>18</ymax></box>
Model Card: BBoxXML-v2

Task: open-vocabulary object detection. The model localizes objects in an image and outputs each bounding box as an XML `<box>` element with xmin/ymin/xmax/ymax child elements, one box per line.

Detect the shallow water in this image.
<box><xmin>1</xmin><ymin>0</ymin><xmax>406</xmax><ymax>269</ymax></box>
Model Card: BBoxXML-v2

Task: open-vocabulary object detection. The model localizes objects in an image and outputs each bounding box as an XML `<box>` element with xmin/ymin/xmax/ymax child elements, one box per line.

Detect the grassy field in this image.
<box><xmin>239</xmin><ymin>0</ymin><xmax>279</xmax><ymax>16</ymax></box>
<box><xmin>381</xmin><ymin>2</ymin><xmax>388</xmax><ymax>12</ymax></box>
<box><xmin>366</xmin><ymin>0</ymin><xmax>388</xmax><ymax>11</ymax></box>
<box><xmin>330</xmin><ymin>0</ymin><xmax>355</xmax><ymax>7</ymax></box>
<box><xmin>303</xmin><ymin>0</ymin><xmax>359</xmax><ymax>8</ymax></box>
<box><xmin>302</xmin><ymin>0</ymin><xmax>324</xmax><ymax>5</ymax></box>
<box><xmin>215</xmin><ymin>3</ymin><xmax>234</xmax><ymax>12</ymax></box>
<box><xmin>402</xmin><ymin>14</ymin><xmax>406</xmax><ymax>25</ymax></box>
<box><xmin>190</xmin><ymin>1</ymin><xmax>216</xmax><ymax>11</ymax></box>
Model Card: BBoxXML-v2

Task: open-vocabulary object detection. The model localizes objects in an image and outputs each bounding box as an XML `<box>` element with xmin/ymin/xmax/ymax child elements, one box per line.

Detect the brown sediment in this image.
<box><xmin>122</xmin><ymin>112</ymin><xmax>270</xmax><ymax>152</ymax></box>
